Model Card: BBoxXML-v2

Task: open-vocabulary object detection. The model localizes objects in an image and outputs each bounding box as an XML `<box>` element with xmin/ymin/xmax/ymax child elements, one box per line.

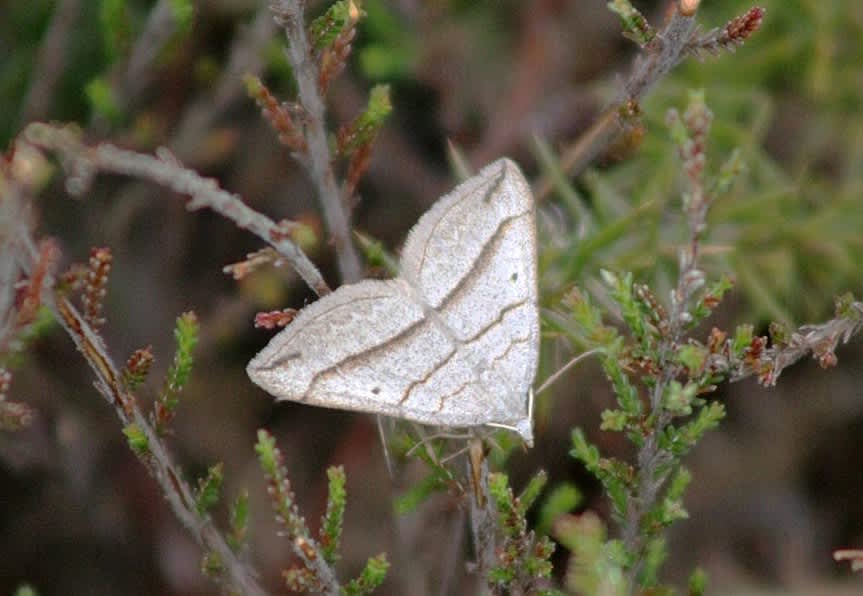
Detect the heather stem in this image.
<box><xmin>271</xmin><ymin>0</ymin><xmax>363</xmax><ymax>284</ymax></box>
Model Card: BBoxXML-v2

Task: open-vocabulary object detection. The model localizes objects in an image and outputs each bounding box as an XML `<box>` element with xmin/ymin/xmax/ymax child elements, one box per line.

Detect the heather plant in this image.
<box><xmin>2</xmin><ymin>1</ymin><xmax>863</xmax><ymax>594</ymax></box>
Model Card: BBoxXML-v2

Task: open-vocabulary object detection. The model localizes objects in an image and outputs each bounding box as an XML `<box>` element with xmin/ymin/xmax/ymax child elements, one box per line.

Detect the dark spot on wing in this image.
<box><xmin>371</xmin><ymin>387</ymin><xmax>381</xmax><ymax>395</ymax></box>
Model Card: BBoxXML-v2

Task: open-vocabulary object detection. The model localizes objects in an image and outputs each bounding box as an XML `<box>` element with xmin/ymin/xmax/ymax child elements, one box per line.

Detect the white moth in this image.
<box><xmin>247</xmin><ymin>158</ymin><xmax>539</xmax><ymax>444</ymax></box>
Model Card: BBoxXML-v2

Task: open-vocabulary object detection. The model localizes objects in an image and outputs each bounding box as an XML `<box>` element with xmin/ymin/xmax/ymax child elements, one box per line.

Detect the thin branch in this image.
<box><xmin>23</xmin><ymin>122</ymin><xmax>331</xmax><ymax>296</ymax></box>
<box><xmin>535</xmin><ymin>348</ymin><xmax>602</xmax><ymax>396</ymax></box>
<box><xmin>256</xmin><ymin>430</ymin><xmax>341</xmax><ymax>594</ymax></box>
<box><xmin>6</xmin><ymin>202</ymin><xmax>268</xmax><ymax>596</ymax></box>
<box><xmin>622</xmin><ymin>92</ymin><xmax>713</xmax><ymax>586</ymax></box>
<box><xmin>54</xmin><ymin>299</ymin><xmax>269</xmax><ymax>596</ymax></box>
<box><xmin>534</xmin><ymin>5</ymin><xmax>698</xmax><ymax>201</ymax></box>
<box><xmin>467</xmin><ymin>438</ymin><xmax>497</xmax><ymax>591</ymax></box>
<box><xmin>731</xmin><ymin>301</ymin><xmax>863</xmax><ymax>386</ymax></box>
<box><xmin>684</xmin><ymin>7</ymin><xmax>766</xmax><ymax>57</ymax></box>
<box><xmin>270</xmin><ymin>0</ymin><xmax>363</xmax><ymax>284</ymax></box>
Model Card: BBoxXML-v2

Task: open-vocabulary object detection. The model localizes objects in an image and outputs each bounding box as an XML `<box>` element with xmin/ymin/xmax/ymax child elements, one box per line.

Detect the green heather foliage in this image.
<box><xmin>537</xmin><ymin>483</ymin><xmax>582</xmax><ymax>536</ymax></box>
<box><xmin>255</xmin><ymin>429</ymin><xmax>310</xmax><ymax>540</ymax></box>
<box><xmin>228</xmin><ymin>490</ymin><xmax>250</xmax><ymax>552</ymax></box>
<box><xmin>343</xmin><ymin>554</ymin><xmax>390</xmax><ymax>596</ymax></box>
<box><xmin>607</xmin><ymin>0</ymin><xmax>655</xmax><ymax>46</ymax></box>
<box><xmin>122</xmin><ymin>422</ymin><xmax>149</xmax><ymax>455</ymax></box>
<box><xmin>85</xmin><ymin>76</ymin><xmax>122</xmax><ymax>124</ymax></box>
<box><xmin>254</xmin><ymin>430</ymin><xmax>387</xmax><ymax>591</ymax></box>
<box><xmin>339</xmin><ymin>84</ymin><xmax>392</xmax><ymax>154</ymax></box>
<box><xmin>321</xmin><ymin>466</ymin><xmax>346</xmax><ymax>565</ymax></box>
<box><xmin>195</xmin><ymin>462</ymin><xmax>224</xmax><ymax>516</ymax></box>
<box><xmin>157</xmin><ymin>311</ymin><xmax>199</xmax><ymax>421</ymax></box>
<box><xmin>487</xmin><ymin>472</ymin><xmax>558</xmax><ymax>592</ymax></box>
<box><xmin>310</xmin><ymin>0</ymin><xmax>362</xmax><ymax>52</ymax></box>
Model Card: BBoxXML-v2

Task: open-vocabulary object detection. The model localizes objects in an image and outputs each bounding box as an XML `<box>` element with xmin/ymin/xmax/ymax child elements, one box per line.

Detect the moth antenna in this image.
<box><xmin>376</xmin><ymin>415</ymin><xmax>396</xmax><ymax>478</ymax></box>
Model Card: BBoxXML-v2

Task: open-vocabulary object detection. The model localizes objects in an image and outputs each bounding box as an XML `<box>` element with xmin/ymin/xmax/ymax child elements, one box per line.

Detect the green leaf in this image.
<box><xmin>201</xmin><ymin>550</ymin><xmax>223</xmax><ymax>577</ymax></box>
<box><xmin>605</xmin><ymin>271</ymin><xmax>652</xmax><ymax>345</ymax></box>
<box><xmin>394</xmin><ymin>471</ymin><xmax>447</xmax><ymax>515</ymax></box>
<box><xmin>607</xmin><ymin>0</ymin><xmax>654</xmax><ymax>46</ymax></box>
<box><xmin>689</xmin><ymin>566</ymin><xmax>709</xmax><ymax>596</ymax></box>
<box><xmin>320</xmin><ymin>465</ymin><xmax>346</xmax><ymax>564</ymax></box>
<box><xmin>538</xmin><ymin>483</ymin><xmax>582</xmax><ymax>536</ymax></box>
<box><xmin>255</xmin><ymin>429</ymin><xmax>309</xmax><ymax>539</ymax></box>
<box><xmin>663</xmin><ymin>380</ymin><xmax>698</xmax><ymax>416</ymax></box>
<box><xmin>1</xmin><ymin>307</ymin><xmax>56</xmax><ymax>370</ymax></box>
<box><xmin>603</xmin><ymin>356</ymin><xmax>642</xmax><ymax>417</ymax></box>
<box><xmin>344</xmin><ymin>553</ymin><xmax>389</xmax><ymax>595</ymax></box>
<box><xmin>168</xmin><ymin>0</ymin><xmax>195</xmax><ymax>33</ymax></box>
<box><xmin>518</xmin><ymin>470</ymin><xmax>548</xmax><ymax>513</ymax></box>
<box><xmin>601</xmin><ymin>467</ymin><xmax>631</xmax><ymax>522</ymax></box>
<box><xmin>650</xmin><ymin>466</ymin><xmax>690</xmax><ymax>530</ymax></box>
<box><xmin>157</xmin><ymin>311</ymin><xmax>199</xmax><ymax>426</ymax></box>
<box><xmin>600</xmin><ymin>409</ymin><xmax>629</xmax><ymax>432</ymax></box>
<box><xmin>665</xmin><ymin>466</ymin><xmax>692</xmax><ymax>503</ymax></box>
<box><xmin>228</xmin><ymin>490</ymin><xmax>249</xmax><ymax>552</ymax></box>
<box><xmin>564</xmin><ymin>287</ymin><xmax>620</xmax><ymax>347</ymax></box>
<box><xmin>672</xmin><ymin>401</ymin><xmax>726</xmax><ymax>455</ymax></box>
<box><xmin>691</xmin><ymin>275</ymin><xmax>735</xmax><ymax>322</ymax></box>
<box><xmin>168</xmin><ymin>311</ymin><xmax>199</xmax><ymax>390</ymax></box>
<box><xmin>555</xmin><ymin>513</ymin><xmax>627</xmax><ymax>595</ymax></box>
<box><xmin>640</xmin><ymin>536</ymin><xmax>667</xmax><ymax>587</ymax></box>
<box><xmin>353</xmin><ymin>230</ymin><xmax>399</xmax><ymax>275</ymax></box>
<box><xmin>254</xmin><ymin>429</ymin><xmax>278</xmax><ymax>472</ymax></box>
<box><xmin>310</xmin><ymin>0</ymin><xmax>362</xmax><ymax>52</ymax></box>
<box><xmin>340</xmin><ymin>84</ymin><xmax>392</xmax><ymax>154</ymax></box>
<box><xmin>194</xmin><ymin>463</ymin><xmax>223</xmax><ymax>516</ymax></box>
<box><xmin>122</xmin><ymin>423</ymin><xmax>150</xmax><ymax>455</ymax></box>
<box><xmin>732</xmin><ymin>324</ymin><xmax>755</xmax><ymax>356</ymax></box>
<box><xmin>85</xmin><ymin>77</ymin><xmax>122</xmax><ymax>123</ymax></box>
<box><xmin>489</xmin><ymin>472</ymin><xmax>514</xmax><ymax>513</ymax></box>
<box><xmin>570</xmin><ymin>429</ymin><xmax>601</xmax><ymax>472</ymax></box>
<box><xmin>713</xmin><ymin>148</ymin><xmax>745</xmax><ymax>198</ymax></box>
<box><xmin>835</xmin><ymin>292</ymin><xmax>860</xmax><ymax>319</ymax></box>
<box><xmin>676</xmin><ymin>343</ymin><xmax>707</xmax><ymax>376</ymax></box>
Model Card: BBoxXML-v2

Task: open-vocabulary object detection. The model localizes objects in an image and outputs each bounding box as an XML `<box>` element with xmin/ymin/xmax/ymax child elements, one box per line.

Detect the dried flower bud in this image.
<box><xmin>123</xmin><ymin>346</ymin><xmax>154</xmax><ymax>390</ymax></box>
<box><xmin>82</xmin><ymin>246</ymin><xmax>112</xmax><ymax>329</ymax></box>
<box><xmin>679</xmin><ymin>0</ymin><xmax>700</xmax><ymax>17</ymax></box>
<box><xmin>255</xmin><ymin>309</ymin><xmax>298</xmax><ymax>329</ymax></box>
<box><xmin>725</xmin><ymin>7</ymin><xmax>765</xmax><ymax>44</ymax></box>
